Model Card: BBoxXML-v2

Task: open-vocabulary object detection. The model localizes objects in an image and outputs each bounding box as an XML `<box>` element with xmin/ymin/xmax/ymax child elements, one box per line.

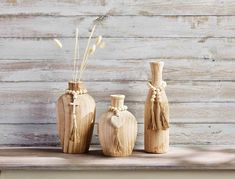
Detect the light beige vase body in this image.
<box><xmin>99</xmin><ymin>95</ymin><xmax>137</xmax><ymax>157</ymax></box>
<box><xmin>144</xmin><ymin>61</ymin><xmax>170</xmax><ymax>153</ymax></box>
<box><xmin>56</xmin><ymin>81</ymin><xmax>96</xmax><ymax>153</ymax></box>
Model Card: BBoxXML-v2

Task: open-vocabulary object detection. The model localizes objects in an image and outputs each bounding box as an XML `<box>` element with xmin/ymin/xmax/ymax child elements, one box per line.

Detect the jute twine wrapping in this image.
<box><xmin>147</xmin><ymin>81</ymin><xmax>169</xmax><ymax>131</ymax></box>
<box><xmin>109</xmin><ymin>105</ymin><xmax>127</xmax><ymax>154</ymax></box>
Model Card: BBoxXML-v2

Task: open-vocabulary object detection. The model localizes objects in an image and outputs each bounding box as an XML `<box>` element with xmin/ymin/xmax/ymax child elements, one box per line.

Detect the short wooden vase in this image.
<box><xmin>98</xmin><ymin>95</ymin><xmax>137</xmax><ymax>157</ymax></box>
<box><xmin>56</xmin><ymin>81</ymin><xmax>96</xmax><ymax>154</ymax></box>
<box><xmin>144</xmin><ymin>61</ymin><xmax>170</xmax><ymax>153</ymax></box>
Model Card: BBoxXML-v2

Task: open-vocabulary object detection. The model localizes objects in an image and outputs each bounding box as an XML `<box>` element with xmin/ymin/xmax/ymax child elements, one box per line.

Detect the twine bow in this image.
<box><xmin>147</xmin><ymin>81</ymin><xmax>169</xmax><ymax>131</ymax></box>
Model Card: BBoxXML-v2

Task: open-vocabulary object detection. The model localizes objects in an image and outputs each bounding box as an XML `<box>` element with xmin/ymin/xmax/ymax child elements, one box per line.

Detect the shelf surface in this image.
<box><xmin>0</xmin><ymin>146</ymin><xmax>234</xmax><ymax>170</ymax></box>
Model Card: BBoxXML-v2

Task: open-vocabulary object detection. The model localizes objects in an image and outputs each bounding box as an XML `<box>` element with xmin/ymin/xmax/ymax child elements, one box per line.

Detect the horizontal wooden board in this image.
<box><xmin>0</xmin><ymin>0</ymin><xmax>234</xmax><ymax>149</ymax></box>
<box><xmin>0</xmin><ymin>38</ymin><xmax>234</xmax><ymax>60</ymax></box>
<box><xmin>0</xmin><ymin>59</ymin><xmax>234</xmax><ymax>81</ymax></box>
<box><xmin>0</xmin><ymin>146</ymin><xmax>234</xmax><ymax>170</ymax></box>
<box><xmin>1</xmin><ymin>16</ymin><xmax>235</xmax><ymax>38</ymax></box>
<box><xmin>95</xmin><ymin>124</ymin><xmax>235</xmax><ymax>145</ymax></box>
<box><xmin>0</xmin><ymin>123</ymin><xmax>234</xmax><ymax>146</ymax></box>
<box><xmin>0</xmin><ymin>81</ymin><xmax>234</xmax><ymax>104</ymax></box>
<box><xmin>0</xmin><ymin>102</ymin><xmax>234</xmax><ymax>124</ymax></box>
<box><xmin>0</xmin><ymin>0</ymin><xmax>235</xmax><ymax>16</ymax></box>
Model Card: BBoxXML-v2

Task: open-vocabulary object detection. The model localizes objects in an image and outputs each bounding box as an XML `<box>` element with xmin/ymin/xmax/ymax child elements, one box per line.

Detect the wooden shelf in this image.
<box><xmin>0</xmin><ymin>146</ymin><xmax>234</xmax><ymax>170</ymax></box>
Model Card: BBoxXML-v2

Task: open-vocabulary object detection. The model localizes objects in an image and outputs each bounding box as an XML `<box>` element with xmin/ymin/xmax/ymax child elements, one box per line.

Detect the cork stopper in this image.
<box><xmin>110</xmin><ymin>94</ymin><xmax>125</xmax><ymax>108</ymax></box>
<box><xmin>150</xmin><ymin>61</ymin><xmax>164</xmax><ymax>86</ymax></box>
<box><xmin>68</xmin><ymin>81</ymin><xmax>86</xmax><ymax>91</ymax></box>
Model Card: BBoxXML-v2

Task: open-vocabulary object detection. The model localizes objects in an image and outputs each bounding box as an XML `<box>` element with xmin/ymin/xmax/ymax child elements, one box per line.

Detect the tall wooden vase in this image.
<box><xmin>98</xmin><ymin>95</ymin><xmax>137</xmax><ymax>157</ymax></box>
<box><xmin>56</xmin><ymin>81</ymin><xmax>96</xmax><ymax>154</ymax></box>
<box><xmin>144</xmin><ymin>61</ymin><xmax>170</xmax><ymax>153</ymax></box>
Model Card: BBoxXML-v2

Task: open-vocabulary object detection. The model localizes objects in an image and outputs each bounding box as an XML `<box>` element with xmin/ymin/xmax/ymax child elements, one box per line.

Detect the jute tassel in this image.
<box><xmin>148</xmin><ymin>81</ymin><xmax>169</xmax><ymax>131</ymax></box>
<box><xmin>113</xmin><ymin>127</ymin><xmax>123</xmax><ymax>153</ymax></box>
<box><xmin>69</xmin><ymin>117</ymin><xmax>80</xmax><ymax>152</ymax></box>
<box><xmin>66</xmin><ymin>89</ymin><xmax>87</xmax><ymax>152</ymax></box>
<box><xmin>109</xmin><ymin>106</ymin><xmax>127</xmax><ymax>154</ymax></box>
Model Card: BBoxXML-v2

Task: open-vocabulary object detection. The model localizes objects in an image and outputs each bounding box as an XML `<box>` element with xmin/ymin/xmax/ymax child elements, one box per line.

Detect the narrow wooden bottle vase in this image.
<box><xmin>98</xmin><ymin>95</ymin><xmax>137</xmax><ymax>157</ymax></box>
<box><xmin>144</xmin><ymin>61</ymin><xmax>170</xmax><ymax>153</ymax></box>
<box><xmin>56</xmin><ymin>81</ymin><xmax>96</xmax><ymax>154</ymax></box>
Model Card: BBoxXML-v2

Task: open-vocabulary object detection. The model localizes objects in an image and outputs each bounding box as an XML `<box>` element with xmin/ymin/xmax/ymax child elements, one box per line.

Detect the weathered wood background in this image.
<box><xmin>0</xmin><ymin>0</ymin><xmax>234</xmax><ymax>146</ymax></box>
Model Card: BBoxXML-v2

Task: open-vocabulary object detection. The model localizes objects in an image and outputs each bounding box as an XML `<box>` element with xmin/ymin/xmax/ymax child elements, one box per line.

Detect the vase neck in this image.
<box><xmin>150</xmin><ymin>61</ymin><xmax>164</xmax><ymax>86</ymax></box>
<box><xmin>68</xmin><ymin>81</ymin><xmax>86</xmax><ymax>91</ymax></box>
<box><xmin>110</xmin><ymin>95</ymin><xmax>125</xmax><ymax>108</ymax></box>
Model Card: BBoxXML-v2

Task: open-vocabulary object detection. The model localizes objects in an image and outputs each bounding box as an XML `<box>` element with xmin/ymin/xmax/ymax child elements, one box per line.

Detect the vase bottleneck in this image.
<box><xmin>68</xmin><ymin>81</ymin><xmax>85</xmax><ymax>91</ymax></box>
<box><xmin>110</xmin><ymin>94</ymin><xmax>125</xmax><ymax>108</ymax></box>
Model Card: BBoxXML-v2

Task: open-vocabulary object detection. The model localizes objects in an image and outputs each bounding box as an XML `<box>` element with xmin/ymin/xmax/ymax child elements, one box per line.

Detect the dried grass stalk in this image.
<box><xmin>54</xmin><ymin>23</ymin><xmax>105</xmax><ymax>82</ymax></box>
<box><xmin>73</xmin><ymin>27</ymin><xmax>79</xmax><ymax>81</ymax></box>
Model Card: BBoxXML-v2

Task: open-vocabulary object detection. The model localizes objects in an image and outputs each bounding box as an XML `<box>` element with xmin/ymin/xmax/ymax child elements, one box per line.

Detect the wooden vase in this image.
<box><xmin>56</xmin><ymin>81</ymin><xmax>96</xmax><ymax>154</ymax></box>
<box><xmin>144</xmin><ymin>61</ymin><xmax>170</xmax><ymax>153</ymax></box>
<box><xmin>98</xmin><ymin>95</ymin><xmax>137</xmax><ymax>157</ymax></box>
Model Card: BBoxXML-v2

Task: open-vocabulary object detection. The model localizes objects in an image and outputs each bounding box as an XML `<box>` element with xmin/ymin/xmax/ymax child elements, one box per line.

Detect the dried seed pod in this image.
<box><xmin>54</xmin><ymin>39</ymin><xmax>63</xmax><ymax>48</ymax></box>
<box><xmin>96</xmin><ymin>35</ymin><xmax>103</xmax><ymax>46</ymax></box>
<box><xmin>99</xmin><ymin>41</ymin><xmax>106</xmax><ymax>48</ymax></box>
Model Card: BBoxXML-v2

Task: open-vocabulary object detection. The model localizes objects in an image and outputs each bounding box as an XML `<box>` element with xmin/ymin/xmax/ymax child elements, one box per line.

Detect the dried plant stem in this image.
<box><xmin>76</xmin><ymin>25</ymin><xmax>96</xmax><ymax>81</ymax></box>
<box><xmin>73</xmin><ymin>27</ymin><xmax>79</xmax><ymax>81</ymax></box>
<box><xmin>79</xmin><ymin>45</ymin><xmax>93</xmax><ymax>78</ymax></box>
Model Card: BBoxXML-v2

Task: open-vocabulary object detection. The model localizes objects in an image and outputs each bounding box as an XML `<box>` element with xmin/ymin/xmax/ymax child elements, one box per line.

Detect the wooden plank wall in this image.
<box><xmin>0</xmin><ymin>0</ymin><xmax>234</xmax><ymax>146</ymax></box>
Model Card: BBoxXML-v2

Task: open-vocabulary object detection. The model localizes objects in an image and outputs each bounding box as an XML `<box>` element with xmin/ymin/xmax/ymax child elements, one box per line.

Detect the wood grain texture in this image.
<box><xmin>56</xmin><ymin>82</ymin><xmax>96</xmax><ymax>153</ymax></box>
<box><xmin>0</xmin><ymin>123</ymin><xmax>235</xmax><ymax>146</ymax></box>
<box><xmin>0</xmin><ymin>59</ymin><xmax>234</xmax><ymax>81</ymax></box>
<box><xmin>99</xmin><ymin>95</ymin><xmax>137</xmax><ymax>156</ymax></box>
<box><xmin>0</xmin><ymin>146</ymin><xmax>234</xmax><ymax>170</ymax></box>
<box><xmin>2</xmin><ymin>171</ymin><xmax>235</xmax><ymax>179</ymax></box>
<box><xmin>0</xmin><ymin>0</ymin><xmax>235</xmax><ymax>16</ymax></box>
<box><xmin>0</xmin><ymin>38</ymin><xmax>235</xmax><ymax>60</ymax></box>
<box><xmin>1</xmin><ymin>102</ymin><xmax>234</xmax><ymax>124</ymax></box>
<box><xmin>1</xmin><ymin>16</ymin><xmax>235</xmax><ymax>38</ymax></box>
<box><xmin>0</xmin><ymin>0</ymin><xmax>234</xmax><ymax>147</ymax></box>
<box><xmin>0</xmin><ymin>81</ymin><xmax>234</xmax><ymax>104</ymax></box>
<box><xmin>144</xmin><ymin>62</ymin><xmax>169</xmax><ymax>153</ymax></box>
